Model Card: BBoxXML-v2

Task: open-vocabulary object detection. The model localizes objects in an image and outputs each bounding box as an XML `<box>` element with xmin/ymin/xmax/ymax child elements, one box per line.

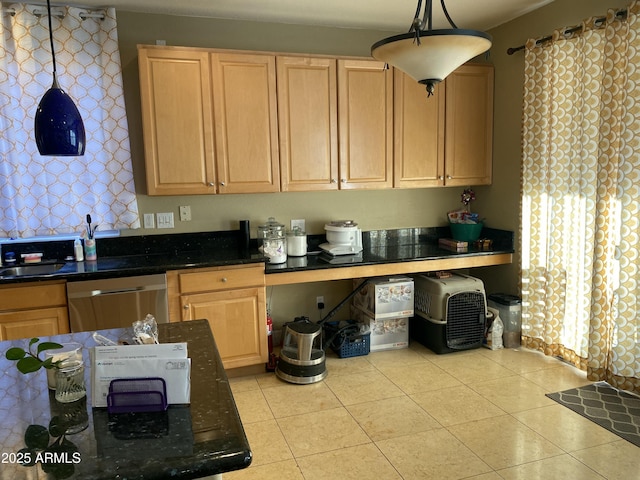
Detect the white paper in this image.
<box><xmin>91</xmin><ymin>343</ymin><xmax>191</xmax><ymax>408</ymax></box>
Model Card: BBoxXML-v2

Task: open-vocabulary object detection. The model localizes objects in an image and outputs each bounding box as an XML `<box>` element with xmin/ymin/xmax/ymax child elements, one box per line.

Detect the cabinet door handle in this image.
<box><xmin>331</xmin><ymin>178</ymin><xmax>337</xmax><ymax>184</ymax></box>
<box><xmin>447</xmin><ymin>175</ymin><xmax>453</xmax><ymax>179</ymax></box>
<box><xmin>438</xmin><ymin>175</ymin><xmax>444</xmax><ymax>180</ymax></box>
<box><xmin>341</xmin><ymin>178</ymin><xmax>346</xmax><ymax>183</ymax></box>
<box><xmin>183</xmin><ymin>304</ymin><xmax>189</xmax><ymax>310</ymax></box>
<box><xmin>220</xmin><ymin>181</ymin><xmax>226</xmax><ymax>186</ymax></box>
<box><xmin>207</xmin><ymin>182</ymin><xmax>215</xmax><ymax>187</ymax></box>
<box><xmin>221</xmin><ymin>277</ymin><xmax>228</xmax><ymax>282</ymax></box>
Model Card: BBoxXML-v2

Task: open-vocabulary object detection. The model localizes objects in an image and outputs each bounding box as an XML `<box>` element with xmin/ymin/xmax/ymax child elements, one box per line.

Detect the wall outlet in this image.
<box><xmin>179</xmin><ymin>205</ymin><xmax>192</xmax><ymax>221</ymax></box>
<box><xmin>143</xmin><ymin>213</ymin><xmax>155</xmax><ymax>229</ymax></box>
<box><xmin>156</xmin><ymin>212</ymin><xmax>174</xmax><ymax>229</ymax></box>
<box><xmin>316</xmin><ymin>296</ymin><xmax>325</xmax><ymax>309</ymax></box>
<box><xmin>291</xmin><ymin>219</ymin><xmax>305</xmax><ymax>231</ymax></box>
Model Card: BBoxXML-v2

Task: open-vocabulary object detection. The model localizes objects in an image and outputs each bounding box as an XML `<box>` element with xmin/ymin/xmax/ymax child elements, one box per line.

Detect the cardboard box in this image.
<box><xmin>352</xmin><ymin>307</ymin><xmax>408</xmax><ymax>351</ymax></box>
<box><xmin>438</xmin><ymin>238</ymin><xmax>468</xmax><ymax>252</ymax></box>
<box><xmin>352</xmin><ymin>276</ymin><xmax>414</xmax><ymax>319</ymax></box>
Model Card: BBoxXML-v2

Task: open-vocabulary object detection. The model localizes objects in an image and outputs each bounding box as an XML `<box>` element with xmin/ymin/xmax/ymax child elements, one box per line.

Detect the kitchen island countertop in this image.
<box><xmin>0</xmin><ymin>319</ymin><xmax>251</xmax><ymax>479</ymax></box>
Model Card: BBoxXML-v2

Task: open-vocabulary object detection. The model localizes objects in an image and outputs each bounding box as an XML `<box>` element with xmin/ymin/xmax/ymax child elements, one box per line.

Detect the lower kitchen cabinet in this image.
<box><xmin>0</xmin><ymin>281</ymin><xmax>70</xmax><ymax>340</ymax></box>
<box><xmin>166</xmin><ymin>264</ymin><xmax>268</xmax><ymax>369</ymax></box>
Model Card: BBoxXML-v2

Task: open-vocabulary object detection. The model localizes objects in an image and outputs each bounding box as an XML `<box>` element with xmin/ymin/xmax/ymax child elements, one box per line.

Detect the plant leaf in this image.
<box><xmin>37</xmin><ymin>342</ymin><xmax>64</xmax><ymax>355</ymax></box>
<box><xmin>49</xmin><ymin>416</ymin><xmax>67</xmax><ymax>438</ymax></box>
<box><xmin>41</xmin><ymin>357</ymin><xmax>56</xmax><ymax>369</ymax></box>
<box><xmin>29</xmin><ymin>338</ymin><xmax>40</xmax><ymax>346</ymax></box>
<box><xmin>17</xmin><ymin>356</ymin><xmax>42</xmax><ymax>374</ymax></box>
<box><xmin>5</xmin><ymin>347</ymin><xmax>26</xmax><ymax>360</ymax></box>
<box><xmin>24</xmin><ymin>424</ymin><xmax>49</xmax><ymax>450</ymax></box>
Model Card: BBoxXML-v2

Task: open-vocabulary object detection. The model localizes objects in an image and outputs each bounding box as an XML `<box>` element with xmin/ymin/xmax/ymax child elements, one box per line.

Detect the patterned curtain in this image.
<box><xmin>0</xmin><ymin>3</ymin><xmax>139</xmax><ymax>237</ymax></box>
<box><xmin>521</xmin><ymin>2</ymin><xmax>639</xmax><ymax>394</ymax></box>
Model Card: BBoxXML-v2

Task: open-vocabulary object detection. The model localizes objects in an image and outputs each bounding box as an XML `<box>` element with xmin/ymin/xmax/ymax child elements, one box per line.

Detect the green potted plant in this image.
<box><xmin>448</xmin><ymin>188</ymin><xmax>484</xmax><ymax>242</ymax></box>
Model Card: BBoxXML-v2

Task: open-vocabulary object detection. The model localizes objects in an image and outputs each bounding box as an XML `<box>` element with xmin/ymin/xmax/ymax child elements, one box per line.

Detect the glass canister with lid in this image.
<box><xmin>286</xmin><ymin>226</ymin><xmax>307</xmax><ymax>257</ymax></box>
<box><xmin>258</xmin><ymin>217</ymin><xmax>287</xmax><ymax>264</ymax></box>
<box><xmin>258</xmin><ymin>217</ymin><xmax>285</xmax><ymax>243</ymax></box>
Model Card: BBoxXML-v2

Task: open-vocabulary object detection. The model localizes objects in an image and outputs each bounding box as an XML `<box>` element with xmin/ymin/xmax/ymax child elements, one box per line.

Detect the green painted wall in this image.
<box><xmin>112</xmin><ymin>0</ymin><xmax>629</xmax><ymax>327</ymax></box>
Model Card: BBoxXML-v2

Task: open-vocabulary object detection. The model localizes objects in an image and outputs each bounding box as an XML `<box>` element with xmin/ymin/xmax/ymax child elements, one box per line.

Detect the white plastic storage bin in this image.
<box><xmin>351</xmin><ymin>306</ymin><xmax>409</xmax><ymax>352</ymax></box>
<box><xmin>411</xmin><ymin>273</ymin><xmax>487</xmax><ymax>354</ymax></box>
<box><xmin>352</xmin><ymin>276</ymin><xmax>414</xmax><ymax>319</ymax></box>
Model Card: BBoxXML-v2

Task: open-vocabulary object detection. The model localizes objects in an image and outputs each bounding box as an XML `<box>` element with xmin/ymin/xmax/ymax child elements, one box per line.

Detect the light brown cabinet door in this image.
<box><xmin>394</xmin><ymin>70</ymin><xmax>446</xmax><ymax>188</ymax></box>
<box><xmin>444</xmin><ymin>64</ymin><xmax>494</xmax><ymax>186</ymax></box>
<box><xmin>338</xmin><ymin>59</ymin><xmax>393</xmax><ymax>190</ymax></box>
<box><xmin>180</xmin><ymin>287</ymin><xmax>267</xmax><ymax>369</ymax></box>
<box><xmin>138</xmin><ymin>47</ymin><xmax>216</xmax><ymax>195</ymax></box>
<box><xmin>212</xmin><ymin>53</ymin><xmax>280</xmax><ymax>194</ymax></box>
<box><xmin>0</xmin><ymin>307</ymin><xmax>70</xmax><ymax>341</ymax></box>
<box><xmin>277</xmin><ymin>56</ymin><xmax>339</xmax><ymax>191</ymax></box>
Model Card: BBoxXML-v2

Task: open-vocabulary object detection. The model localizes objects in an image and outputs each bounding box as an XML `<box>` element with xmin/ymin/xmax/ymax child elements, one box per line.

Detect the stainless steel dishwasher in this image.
<box><xmin>67</xmin><ymin>274</ymin><xmax>169</xmax><ymax>332</ymax></box>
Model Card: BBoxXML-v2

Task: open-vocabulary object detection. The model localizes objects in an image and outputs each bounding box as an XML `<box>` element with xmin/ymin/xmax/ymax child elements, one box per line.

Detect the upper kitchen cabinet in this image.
<box><xmin>444</xmin><ymin>63</ymin><xmax>494</xmax><ymax>186</ymax></box>
<box><xmin>138</xmin><ymin>47</ymin><xmax>216</xmax><ymax>195</ymax></box>
<box><xmin>394</xmin><ymin>69</ymin><xmax>446</xmax><ymax>188</ymax></box>
<box><xmin>138</xmin><ymin>46</ymin><xmax>280</xmax><ymax>195</ymax></box>
<box><xmin>337</xmin><ymin>59</ymin><xmax>393</xmax><ymax>190</ymax></box>
<box><xmin>212</xmin><ymin>53</ymin><xmax>280</xmax><ymax>194</ymax></box>
<box><xmin>394</xmin><ymin>63</ymin><xmax>494</xmax><ymax>188</ymax></box>
<box><xmin>277</xmin><ymin>56</ymin><xmax>339</xmax><ymax>192</ymax></box>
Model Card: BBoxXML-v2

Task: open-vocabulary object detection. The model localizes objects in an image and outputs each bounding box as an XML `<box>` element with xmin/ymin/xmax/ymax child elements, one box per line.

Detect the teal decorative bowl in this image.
<box><xmin>449</xmin><ymin>222</ymin><xmax>483</xmax><ymax>242</ymax></box>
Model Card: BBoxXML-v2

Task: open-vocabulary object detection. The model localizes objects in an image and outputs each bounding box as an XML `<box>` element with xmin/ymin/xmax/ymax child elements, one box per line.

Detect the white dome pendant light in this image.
<box><xmin>371</xmin><ymin>0</ymin><xmax>492</xmax><ymax>96</ymax></box>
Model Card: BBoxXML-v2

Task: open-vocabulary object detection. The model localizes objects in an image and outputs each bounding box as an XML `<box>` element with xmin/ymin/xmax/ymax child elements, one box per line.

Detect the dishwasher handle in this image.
<box><xmin>68</xmin><ymin>283</ymin><xmax>166</xmax><ymax>298</ymax></box>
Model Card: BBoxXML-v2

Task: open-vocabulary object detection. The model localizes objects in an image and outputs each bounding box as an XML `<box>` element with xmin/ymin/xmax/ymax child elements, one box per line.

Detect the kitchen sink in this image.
<box><xmin>0</xmin><ymin>262</ymin><xmax>66</xmax><ymax>278</ymax></box>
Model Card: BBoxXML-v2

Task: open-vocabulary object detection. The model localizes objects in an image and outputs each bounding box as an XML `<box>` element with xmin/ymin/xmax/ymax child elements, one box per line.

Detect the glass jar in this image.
<box><xmin>258</xmin><ymin>217</ymin><xmax>285</xmax><ymax>245</ymax></box>
<box><xmin>286</xmin><ymin>227</ymin><xmax>307</xmax><ymax>256</ymax></box>
<box><xmin>263</xmin><ymin>235</ymin><xmax>287</xmax><ymax>264</ymax></box>
<box><xmin>55</xmin><ymin>359</ymin><xmax>87</xmax><ymax>403</ymax></box>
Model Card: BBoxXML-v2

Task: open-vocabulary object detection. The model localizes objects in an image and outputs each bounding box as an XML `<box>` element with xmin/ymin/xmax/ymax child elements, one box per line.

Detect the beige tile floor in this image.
<box><xmin>222</xmin><ymin>343</ymin><xmax>639</xmax><ymax>480</ymax></box>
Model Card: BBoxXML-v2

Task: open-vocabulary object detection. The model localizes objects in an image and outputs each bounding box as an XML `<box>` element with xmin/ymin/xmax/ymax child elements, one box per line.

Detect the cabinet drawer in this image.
<box><xmin>0</xmin><ymin>281</ymin><xmax>67</xmax><ymax>311</ymax></box>
<box><xmin>178</xmin><ymin>264</ymin><xmax>265</xmax><ymax>294</ymax></box>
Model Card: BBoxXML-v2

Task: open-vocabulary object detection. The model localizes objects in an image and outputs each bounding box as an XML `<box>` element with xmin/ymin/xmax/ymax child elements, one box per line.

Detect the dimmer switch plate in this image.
<box><xmin>157</xmin><ymin>212</ymin><xmax>174</xmax><ymax>229</ymax></box>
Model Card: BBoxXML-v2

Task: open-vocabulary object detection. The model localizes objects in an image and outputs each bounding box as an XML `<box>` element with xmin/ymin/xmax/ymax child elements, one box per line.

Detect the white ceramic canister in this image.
<box><xmin>287</xmin><ymin>227</ymin><xmax>307</xmax><ymax>256</ymax></box>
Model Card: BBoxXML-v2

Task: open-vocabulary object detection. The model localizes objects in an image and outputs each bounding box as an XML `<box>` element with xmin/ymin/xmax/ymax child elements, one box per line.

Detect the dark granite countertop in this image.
<box><xmin>265</xmin><ymin>227</ymin><xmax>514</xmax><ymax>274</ymax></box>
<box><xmin>0</xmin><ymin>319</ymin><xmax>251</xmax><ymax>479</ymax></box>
<box><xmin>0</xmin><ymin>227</ymin><xmax>514</xmax><ymax>284</ymax></box>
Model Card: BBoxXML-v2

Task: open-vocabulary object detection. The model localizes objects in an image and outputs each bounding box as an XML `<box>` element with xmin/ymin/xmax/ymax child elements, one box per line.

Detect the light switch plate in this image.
<box><xmin>143</xmin><ymin>213</ymin><xmax>155</xmax><ymax>229</ymax></box>
<box><xmin>156</xmin><ymin>212</ymin><xmax>174</xmax><ymax>229</ymax></box>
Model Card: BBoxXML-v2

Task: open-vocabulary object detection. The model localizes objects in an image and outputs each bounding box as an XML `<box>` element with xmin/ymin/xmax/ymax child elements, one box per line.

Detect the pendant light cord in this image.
<box><xmin>46</xmin><ymin>0</ymin><xmax>58</xmax><ymax>81</ymax></box>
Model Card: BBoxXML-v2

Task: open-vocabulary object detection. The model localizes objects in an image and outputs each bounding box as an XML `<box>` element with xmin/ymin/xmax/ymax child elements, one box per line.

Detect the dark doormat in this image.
<box><xmin>546</xmin><ymin>381</ymin><xmax>640</xmax><ymax>447</ymax></box>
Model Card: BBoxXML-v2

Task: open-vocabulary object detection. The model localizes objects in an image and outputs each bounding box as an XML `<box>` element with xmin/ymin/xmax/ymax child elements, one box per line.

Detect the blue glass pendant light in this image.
<box><xmin>34</xmin><ymin>0</ymin><xmax>86</xmax><ymax>156</ymax></box>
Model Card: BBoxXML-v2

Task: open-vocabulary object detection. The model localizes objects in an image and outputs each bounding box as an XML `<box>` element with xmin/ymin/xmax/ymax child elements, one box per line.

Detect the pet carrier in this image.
<box><xmin>411</xmin><ymin>273</ymin><xmax>487</xmax><ymax>354</ymax></box>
